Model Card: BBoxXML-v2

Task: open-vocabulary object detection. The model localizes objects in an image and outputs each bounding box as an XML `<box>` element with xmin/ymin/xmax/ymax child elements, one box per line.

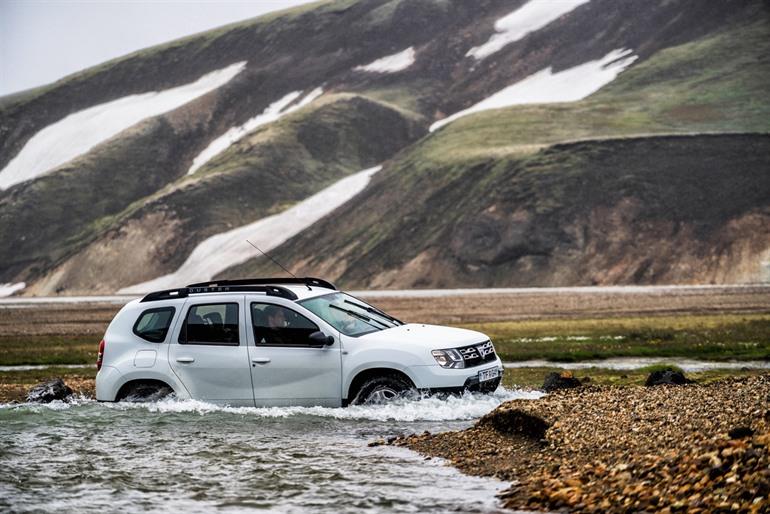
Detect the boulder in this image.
<box><xmin>26</xmin><ymin>378</ymin><xmax>74</xmax><ymax>403</ymax></box>
<box><xmin>479</xmin><ymin>408</ymin><xmax>550</xmax><ymax>440</ymax></box>
<box><xmin>543</xmin><ymin>371</ymin><xmax>582</xmax><ymax>392</ymax></box>
<box><xmin>644</xmin><ymin>369</ymin><xmax>692</xmax><ymax>387</ymax></box>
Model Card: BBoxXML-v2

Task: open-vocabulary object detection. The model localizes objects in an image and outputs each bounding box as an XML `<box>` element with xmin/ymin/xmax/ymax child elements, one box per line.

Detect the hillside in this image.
<box><xmin>0</xmin><ymin>0</ymin><xmax>768</xmax><ymax>294</ymax></box>
<box><xmin>228</xmin><ymin>16</ymin><xmax>770</xmax><ymax>287</ymax></box>
<box><xmin>231</xmin><ymin>133</ymin><xmax>769</xmax><ymax>287</ymax></box>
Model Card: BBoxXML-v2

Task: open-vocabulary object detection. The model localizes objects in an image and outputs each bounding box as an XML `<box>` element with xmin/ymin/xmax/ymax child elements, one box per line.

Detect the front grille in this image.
<box><xmin>457</xmin><ymin>340</ymin><xmax>496</xmax><ymax>368</ymax></box>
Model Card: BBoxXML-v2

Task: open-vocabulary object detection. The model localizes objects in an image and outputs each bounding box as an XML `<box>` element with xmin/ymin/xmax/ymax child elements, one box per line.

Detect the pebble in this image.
<box><xmin>389</xmin><ymin>374</ymin><xmax>770</xmax><ymax>513</ymax></box>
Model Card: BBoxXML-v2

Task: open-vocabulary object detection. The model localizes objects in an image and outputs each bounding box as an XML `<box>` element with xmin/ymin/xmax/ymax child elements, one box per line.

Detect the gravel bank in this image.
<box><xmin>392</xmin><ymin>375</ymin><xmax>770</xmax><ymax>513</ymax></box>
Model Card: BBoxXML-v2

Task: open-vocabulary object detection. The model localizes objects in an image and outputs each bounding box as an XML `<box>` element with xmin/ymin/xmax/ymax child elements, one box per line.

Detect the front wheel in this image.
<box><xmin>352</xmin><ymin>375</ymin><xmax>415</xmax><ymax>405</ymax></box>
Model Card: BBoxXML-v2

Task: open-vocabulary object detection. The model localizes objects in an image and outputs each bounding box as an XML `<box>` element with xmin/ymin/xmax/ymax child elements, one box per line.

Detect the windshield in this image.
<box><xmin>299</xmin><ymin>293</ymin><xmax>402</xmax><ymax>337</ymax></box>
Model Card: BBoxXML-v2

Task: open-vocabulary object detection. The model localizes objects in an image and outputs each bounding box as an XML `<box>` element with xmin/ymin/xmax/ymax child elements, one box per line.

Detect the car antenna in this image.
<box><xmin>245</xmin><ymin>239</ymin><xmax>310</xmax><ymax>290</ymax></box>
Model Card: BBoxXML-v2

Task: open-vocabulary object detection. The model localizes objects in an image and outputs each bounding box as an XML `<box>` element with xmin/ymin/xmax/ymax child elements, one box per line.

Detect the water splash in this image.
<box><xmin>2</xmin><ymin>387</ymin><xmax>542</xmax><ymax>420</ymax></box>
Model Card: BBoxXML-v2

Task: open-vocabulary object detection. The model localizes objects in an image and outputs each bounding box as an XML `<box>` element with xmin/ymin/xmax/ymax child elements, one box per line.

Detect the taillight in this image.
<box><xmin>96</xmin><ymin>339</ymin><xmax>105</xmax><ymax>371</ymax></box>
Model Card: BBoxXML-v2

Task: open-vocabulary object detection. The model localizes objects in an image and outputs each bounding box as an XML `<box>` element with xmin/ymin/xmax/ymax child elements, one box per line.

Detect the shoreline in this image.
<box><xmin>391</xmin><ymin>375</ymin><xmax>770</xmax><ymax>513</ymax></box>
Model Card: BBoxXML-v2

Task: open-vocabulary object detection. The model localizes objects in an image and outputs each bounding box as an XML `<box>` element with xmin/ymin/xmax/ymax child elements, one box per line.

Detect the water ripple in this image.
<box><xmin>0</xmin><ymin>388</ymin><xmax>540</xmax><ymax>513</ymax></box>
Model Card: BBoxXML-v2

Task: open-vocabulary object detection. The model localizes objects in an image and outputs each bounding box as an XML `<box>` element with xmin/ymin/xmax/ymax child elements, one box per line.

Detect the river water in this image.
<box><xmin>0</xmin><ymin>389</ymin><xmax>541</xmax><ymax>513</ymax></box>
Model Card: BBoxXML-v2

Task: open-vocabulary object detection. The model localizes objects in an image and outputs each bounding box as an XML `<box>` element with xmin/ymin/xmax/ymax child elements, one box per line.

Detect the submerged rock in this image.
<box><xmin>543</xmin><ymin>371</ymin><xmax>582</xmax><ymax>392</ymax></box>
<box><xmin>645</xmin><ymin>369</ymin><xmax>692</xmax><ymax>387</ymax></box>
<box><xmin>26</xmin><ymin>378</ymin><xmax>73</xmax><ymax>403</ymax></box>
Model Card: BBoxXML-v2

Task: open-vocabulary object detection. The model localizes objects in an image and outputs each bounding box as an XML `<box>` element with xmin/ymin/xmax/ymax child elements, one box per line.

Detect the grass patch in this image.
<box><xmin>636</xmin><ymin>364</ymin><xmax>685</xmax><ymax>374</ymax></box>
<box><xmin>458</xmin><ymin>314</ymin><xmax>770</xmax><ymax>362</ymax></box>
<box><xmin>0</xmin><ymin>336</ymin><xmax>98</xmax><ymax>366</ymax></box>
<box><xmin>0</xmin><ymin>366</ymin><xmax>96</xmax><ymax>386</ymax></box>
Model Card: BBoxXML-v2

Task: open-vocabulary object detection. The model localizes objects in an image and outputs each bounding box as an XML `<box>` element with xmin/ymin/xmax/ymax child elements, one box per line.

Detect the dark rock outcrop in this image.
<box><xmin>645</xmin><ymin>369</ymin><xmax>692</xmax><ymax>387</ymax></box>
<box><xmin>26</xmin><ymin>378</ymin><xmax>73</xmax><ymax>403</ymax></box>
<box><xmin>728</xmin><ymin>426</ymin><xmax>754</xmax><ymax>439</ymax></box>
<box><xmin>543</xmin><ymin>371</ymin><xmax>583</xmax><ymax>392</ymax></box>
<box><xmin>479</xmin><ymin>408</ymin><xmax>550</xmax><ymax>440</ymax></box>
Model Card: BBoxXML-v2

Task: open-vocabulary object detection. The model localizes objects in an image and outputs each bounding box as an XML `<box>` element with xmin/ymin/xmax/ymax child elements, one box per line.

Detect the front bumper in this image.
<box><xmin>428</xmin><ymin>374</ymin><xmax>502</xmax><ymax>395</ymax></box>
<box><xmin>410</xmin><ymin>358</ymin><xmax>504</xmax><ymax>394</ymax></box>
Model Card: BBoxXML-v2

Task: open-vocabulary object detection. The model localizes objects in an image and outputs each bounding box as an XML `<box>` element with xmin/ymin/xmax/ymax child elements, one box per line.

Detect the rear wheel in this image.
<box><xmin>116</xmin><ymin>381</ymin><xmax>173</xmax><ymax>402</ymax></box>
<box><xmin>352</xmin><ymin>375</ymin><xmax>415</xmax><ymax>405</ymax></box>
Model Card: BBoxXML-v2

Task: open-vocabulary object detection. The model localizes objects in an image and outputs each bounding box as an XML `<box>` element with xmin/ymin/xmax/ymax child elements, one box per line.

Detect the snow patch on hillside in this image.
<box><xmin>187</xmin><ymin>87</ymin><xmax>324</xmax><ymax>175</ymax></box>
<box><xmin>431</xmin><ymin>48</ymin><xmax>637</xmax><ymax>131</ymax></box>
<box><xmin>0</xmin><ymin>282</ymin><xmax>25</xmax><ymax>297</ymax></box>
<box><xmin>119</xmin><ymin>165</ymin><xmax>383</xmax><ymax>293</ymax></box>
<box><xmin>467</xmin><ymin>0</ymin><xmax>592</xmax><ymax>60</ymax></box>
<box><xmin>0</xmin><ymin>61</ymin><xmax>247</xmax><ymax>190</ymax></box>
<box><xmin>354</xmin><ymin>47</ymin><xmax>415</xmax><ymax>73</ymax></box>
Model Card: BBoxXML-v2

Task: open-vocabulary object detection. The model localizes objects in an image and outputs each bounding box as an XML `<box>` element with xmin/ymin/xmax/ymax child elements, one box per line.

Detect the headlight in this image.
<box><xmin>431</xmin><ymin>348</ymin><xmax>465</xmax><ymax>369</ymax></box>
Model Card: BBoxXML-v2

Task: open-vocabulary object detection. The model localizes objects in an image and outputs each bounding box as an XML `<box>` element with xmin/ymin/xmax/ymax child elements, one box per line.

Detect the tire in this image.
<box><xmin>352</xmin><ymin>375</ymin><xmax>415</xmax><ymax>405</ymax></box>
<box><xmin>117</xmin><ymin>382</ymin><xmax>173</xmax><ymax>402</ymax></box>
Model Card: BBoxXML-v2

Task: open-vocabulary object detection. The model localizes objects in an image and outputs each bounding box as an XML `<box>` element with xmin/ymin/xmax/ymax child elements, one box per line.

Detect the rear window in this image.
<box><xmin>179</xmin><ymin>303</ymin><xmax>239</xmax><ymax>346</ymax></box>
<box><xmin>133</xmin><ymin>307</ymin><xmax>176</xmax><ymax>343</ymax></box>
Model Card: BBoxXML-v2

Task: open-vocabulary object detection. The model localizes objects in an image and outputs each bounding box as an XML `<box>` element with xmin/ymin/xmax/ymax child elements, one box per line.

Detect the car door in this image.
<box><xmin>246</xmin><ymin>298</ymin><xmax>342</xmax><ymax>407</ymax></box>
<box><xmin>168</xmin><ymin>295</ymin><xmax>254</xmax><ymax>406</ymax></box>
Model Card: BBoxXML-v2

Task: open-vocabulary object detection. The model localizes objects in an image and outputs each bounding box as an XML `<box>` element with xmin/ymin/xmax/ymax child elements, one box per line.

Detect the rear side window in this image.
<box><xmin>180</xmin><ymin>303</ymin><xmax>239</xmax><ymax>346</ymax></box>
<box><xmin>133</xmin><ymin>307</ymin><xmax>176</xmax><ymax>343</ymax></box>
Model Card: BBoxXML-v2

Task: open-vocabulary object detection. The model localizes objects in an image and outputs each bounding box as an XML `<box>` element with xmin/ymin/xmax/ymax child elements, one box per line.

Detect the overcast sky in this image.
<box><xmin>0</xmin><ymin>0</ymin><xmax>319</xmax><ymax>96</ymax></box>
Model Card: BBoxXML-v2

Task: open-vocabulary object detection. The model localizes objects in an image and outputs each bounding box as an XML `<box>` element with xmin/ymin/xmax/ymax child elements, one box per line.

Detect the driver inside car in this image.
<box><xmin>260</xmin><ymin>305</ymin><xmax>291</xmax><ymax>345</ymax></box>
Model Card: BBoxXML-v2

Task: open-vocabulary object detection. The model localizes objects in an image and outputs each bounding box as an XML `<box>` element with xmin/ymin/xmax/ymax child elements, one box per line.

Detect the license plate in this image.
<box><xmin>478</xmin><ymin>367</ymin><xmax>499</xmax><ymax>383</ymax></box>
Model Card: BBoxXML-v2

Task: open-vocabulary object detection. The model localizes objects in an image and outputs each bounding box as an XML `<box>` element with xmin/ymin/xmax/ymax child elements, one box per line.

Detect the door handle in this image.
<box><xmin>251</xmin><ymin>357</ymin><xmax>271</xmax><ymax>364</ymax></box>
<box><xmin>176</xmin><ymin>356</ymin><xmax>195</xmax><ymax>363</ymax></box>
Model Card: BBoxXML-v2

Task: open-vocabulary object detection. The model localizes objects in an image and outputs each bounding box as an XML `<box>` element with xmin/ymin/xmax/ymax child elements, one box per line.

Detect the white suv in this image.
<box><xmin>96</xmin><ymin>278</ymin><xmax>503</xmax><ymax>406</ymax></box>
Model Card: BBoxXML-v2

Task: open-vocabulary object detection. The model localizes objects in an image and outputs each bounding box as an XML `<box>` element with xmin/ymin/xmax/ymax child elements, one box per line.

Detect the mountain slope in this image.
<box><xmin>0</xmin><ymin>0</ymin><xmax>767</xmax><ymax>294</ymax></box>
<box><xmin>25</xmin><ymin>95</ymin><xmax>422</xmax><ymax>294</ymax></box>
<box><xmin>229</xmin><ymin>133</ymin><xmax>770</xmax><ymax>287</ymax></box>
<box><xmin>224</xmin><ymin>12</ymin><xmax>770</xmax><ymax>287</ymax></box>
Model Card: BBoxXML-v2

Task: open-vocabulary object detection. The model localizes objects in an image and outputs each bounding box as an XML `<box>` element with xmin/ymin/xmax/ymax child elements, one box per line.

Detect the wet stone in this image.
<box><xmin>26</xmin><ymin>378</ymin><xmax>73</xmax><ymax>403</ymax></box>
<box><xmin>543</xmin><ymin>371</ymin><xmax>583</xmax><ymax>392</ymax></box>
<box><xmin>645</xmin><ymin>369</ymin><xmax>692</xmax><ymax>387</ymax></box>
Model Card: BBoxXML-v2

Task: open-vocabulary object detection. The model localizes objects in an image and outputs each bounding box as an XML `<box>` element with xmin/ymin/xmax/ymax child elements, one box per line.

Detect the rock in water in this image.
<box><xmin>26</xmin><ymin>378</ymin><xmax>74</xmax><ymax>403</ymax></box>
<box><xmin>645</xmin><ymin>369</ymin><xmax>691</xmax><ymax>387</ymax></box>
<box><xmin>542</xmin><ymin>371</ymin><xmax>582</xmax><ymax>392</ymax></box>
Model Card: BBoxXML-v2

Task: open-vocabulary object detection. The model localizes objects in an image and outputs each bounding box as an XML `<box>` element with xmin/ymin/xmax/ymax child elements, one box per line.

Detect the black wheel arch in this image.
<box><xmin>115</xmin><ymin>379</ymin><xmax>174</xmax><ymax>401</ymax></box>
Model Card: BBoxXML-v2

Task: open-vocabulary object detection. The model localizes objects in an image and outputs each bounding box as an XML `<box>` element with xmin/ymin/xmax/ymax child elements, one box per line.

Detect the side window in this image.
<box><xmin>133</xmin><ymin>307</ymin><xmax>176</xmax><ymax>343</ymax></box>
<box><xmin>251</xmin><ymin>303</ymin><xmax>319</xmax><ymax>347</ymax></box>
<box><xmin>179</xmin><ymin>303</ymin><xmax>239</xmax><ymax>346</ymax></box>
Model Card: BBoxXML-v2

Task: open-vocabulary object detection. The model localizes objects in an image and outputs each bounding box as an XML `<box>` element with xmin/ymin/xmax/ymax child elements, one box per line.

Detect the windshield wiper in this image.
<box><xmin>344</xmin><ymin>299</ymin><xmax>403</xmax><ymax>325</ymax></box>
<box><xmin>329</xmin><ymin>304</ymin><xmax>390</xmax><ymax>329</ymax></box>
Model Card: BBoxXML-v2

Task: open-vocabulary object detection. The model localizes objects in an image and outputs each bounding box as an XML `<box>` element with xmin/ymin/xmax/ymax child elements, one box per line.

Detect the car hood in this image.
<box><xmin>355</xmin><ymin>323</ymin><xmax>489</xmax><ymax>350</ymax></box>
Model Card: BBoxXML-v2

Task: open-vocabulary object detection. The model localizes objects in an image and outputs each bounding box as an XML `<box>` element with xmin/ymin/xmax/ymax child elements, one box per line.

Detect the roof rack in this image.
<box><xmin>185</xmin><ymin>277</ymin><xmax>337</xmax><ymax>290</ymax></box>
<box><xmin>140</xmin><ymin>285</ymin><xmax>299</xmax><ymax>303</ymax></box>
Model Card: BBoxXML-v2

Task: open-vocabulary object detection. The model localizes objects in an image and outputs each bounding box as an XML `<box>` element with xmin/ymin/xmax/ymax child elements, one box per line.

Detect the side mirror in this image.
<box><xmin>309</xmin><ymin>331</ymin><xmax>334</xmax><ymax>347</ymax></box>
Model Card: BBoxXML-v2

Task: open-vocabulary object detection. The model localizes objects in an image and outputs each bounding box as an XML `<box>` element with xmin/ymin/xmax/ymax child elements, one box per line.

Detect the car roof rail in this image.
<box><xmin>140</xmin><ymin>285</ymin><xmax>299</xmax><ymax>302</ymax></box>
<box><xmin>185</xmin><ymin>277</ymin><xmax>337</xmax><ymax>290</ymax></box>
